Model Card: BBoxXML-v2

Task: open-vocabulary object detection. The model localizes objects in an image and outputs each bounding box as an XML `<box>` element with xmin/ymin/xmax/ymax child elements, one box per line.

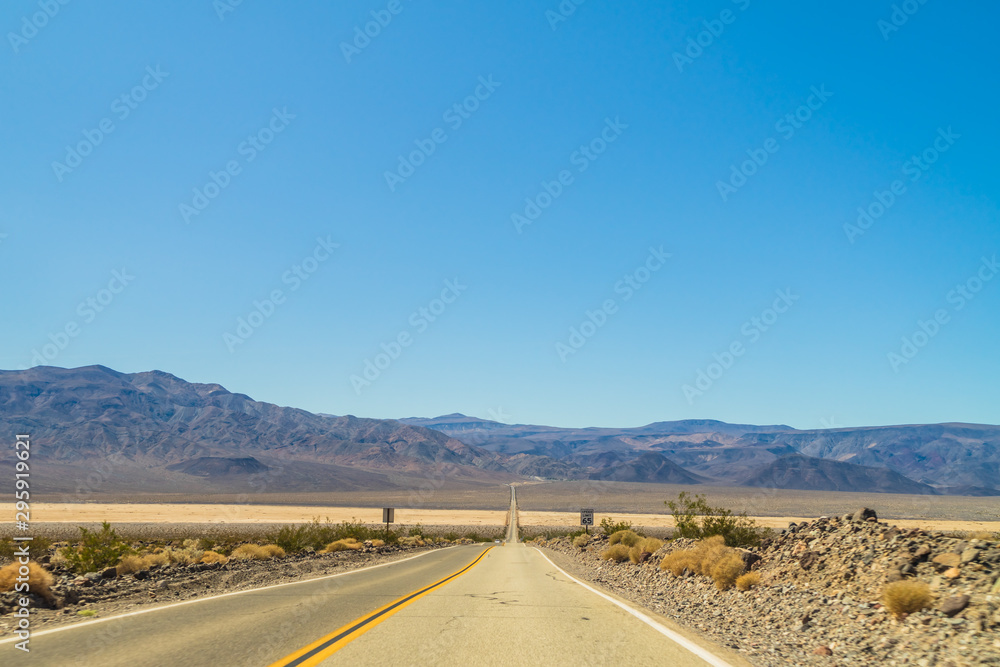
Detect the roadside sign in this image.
<box><xmin>383</xmin><ymin>507</ymin><xmax>394</xmax><ymax>523</ymax></box>
<box><xmin>580</xmin><ymin>509</ymin><xmax>594</xmax><ymax>526</ymax></box>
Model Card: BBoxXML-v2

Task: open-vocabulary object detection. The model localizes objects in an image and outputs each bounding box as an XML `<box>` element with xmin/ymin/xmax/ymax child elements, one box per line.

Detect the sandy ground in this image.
<box><xmin>13</xmin><ymin>503</ymin><xmax>508</xmax><ymax>526</ymax></box>
<box><xmin>7</xmin><ymin>503</ymin><xmax>998</xmax><ymax>533</ymax></box>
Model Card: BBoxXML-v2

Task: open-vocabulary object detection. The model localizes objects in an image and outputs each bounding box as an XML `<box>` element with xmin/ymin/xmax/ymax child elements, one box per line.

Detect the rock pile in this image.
<box><xmin>541</xmin><ymin>510</ymin><xmax>1000</xmax><ymax>666</ymax></box>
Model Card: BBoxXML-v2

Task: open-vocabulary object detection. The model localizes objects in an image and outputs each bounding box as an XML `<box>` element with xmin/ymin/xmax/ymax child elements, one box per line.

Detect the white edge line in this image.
<box><xmin>533</xmin><ymin>547</ymin><xmax>736</xmax><ymax>667</ymax></box>
<box><xmin>0</xmin><ymin>546</ymin><xmax>458</xmax><ymax>645</ymax></box>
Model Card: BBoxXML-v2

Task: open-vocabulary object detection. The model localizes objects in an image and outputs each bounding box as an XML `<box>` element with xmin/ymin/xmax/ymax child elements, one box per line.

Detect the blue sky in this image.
<box><xmin>2</xmin><ymin>1</ymin><xmax>997</xmax><ymax>429</ymax></box>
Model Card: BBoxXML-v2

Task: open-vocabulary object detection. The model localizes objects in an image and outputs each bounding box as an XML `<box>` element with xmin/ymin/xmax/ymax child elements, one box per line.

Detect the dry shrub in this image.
<box><xmin>609</xmin><ymin>530</ymin><xmax>641</xmax><ymax>547</ymax></box>
<box><xmin>659</xmin><ymin>536</ymin><xmax>746</xmax><ymax>589</ymax></box>
<box><xmin>324</xmin><ymin>539</ymin><xmax>363</xmax><ymax>553</ymax></box>
<box><xmin>711</xmin><ymin>552</ymin><xmax>745</xmax><ymax>590</ymax></box>
<box><xmin>260</xmin><ymin>545</ymin><xmax>285</xmax><ymax>558</ymax></box>
<box><xmin>970</xmin><ymin>531</ymin><xmax>995</xmax><ymax>541</ymax></box>
<box><xmin>199</xmin><ymin>551</ymin><xmax>228</xmax><ymax>565</ymax></box>
<box><xmin>116</xmin><ymin>555</ymin><xmax>147</xmax><ymax>575</ymax></box>
<box><xmin>230</xmin><ymin>544</ymin><xmax>270</xmax><ymax>560</ymax></box>
<box><xmin>144</xmin><ymin>552</ymin><xmax>169</xmax><ymax>568</ymax></box>
<box><xmin>182</xmin><ymin>539</ymin><xmax>200</xmax><ymax>549</ymax></box>
<box><xmin>0</xmin><ymin>562</ymin><xmax>55</xmax><ymax>601</ymax></box>
<box><xmin>736</xmin><ymin>571</ymin><xmax>761</xmax><ymax>591</ymax></box>
<box><xmin>882</xmin><ymin>580</ymin><xmax>933</xmax><ymax>618</ymax></box>
<box><xmin>573</xmin><ymin>534</ymin><xmax>591</xmax><ymax>548</ymax></box>
<box><xmin>370</xmin><ymin>539</ymin><xmax>385</xmax><ymax>548</ymax></box>
<box><xmin>600</xmin><ymin>544</ymin><xmax>631</xmax><ymax>562</ymax></box>
<box><xmin>397</xmin><ymin>536</ymin><xmax>424</xmax><ymax>548</ymax></box>
<box><xmin>628</xmin><ymin>537</ymin><xmax>664</xmax><ymax>564</ymax></box>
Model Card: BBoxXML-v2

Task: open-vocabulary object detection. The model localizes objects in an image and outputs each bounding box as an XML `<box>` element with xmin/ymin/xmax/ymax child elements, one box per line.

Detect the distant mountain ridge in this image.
<box><xmin>1</xmin><ymin>366</ymin><xmax>997</xmax><ymax>496</ymax></box>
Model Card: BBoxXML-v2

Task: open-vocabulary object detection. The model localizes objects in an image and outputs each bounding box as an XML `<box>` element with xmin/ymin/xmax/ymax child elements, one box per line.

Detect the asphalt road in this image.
<box><xmin>2</xmin><ymin>489</ymin><xmax>737</xmax><ymax>666</ymax></box>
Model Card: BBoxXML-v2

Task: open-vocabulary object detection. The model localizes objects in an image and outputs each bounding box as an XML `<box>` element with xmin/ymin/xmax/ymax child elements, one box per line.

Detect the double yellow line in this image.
<box><xmin>269</xmin><ymin>547</ymin><xmax>493</xmax><ymax>667</ymax></box>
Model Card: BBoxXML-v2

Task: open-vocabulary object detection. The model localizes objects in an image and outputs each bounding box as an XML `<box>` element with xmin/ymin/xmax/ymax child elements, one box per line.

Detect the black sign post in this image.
<box><xmin>382</xmin><ymin>507</ymin><xmax>394</xmax><ymax>540</ymax></box>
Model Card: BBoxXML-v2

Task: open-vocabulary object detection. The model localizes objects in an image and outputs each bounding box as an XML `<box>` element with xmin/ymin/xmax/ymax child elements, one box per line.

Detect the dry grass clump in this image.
<box><xmin>573</xmin><ymin>534</ymin><xmax>591</xmax><ymax>548</ymax></box>
<box><xmin>970</xmin><ymin>531</ymin><xmax>996</xmax><ymax>541</ymax></box>
<box><xmin>324</xmin><ymin>538</ymin><xmax>363</xmax><ymax>553</ymax></box>
<box><xmin>199</xmin><ymin>551</ymin><xmax>228</xmax><ymax>565</ymax></box>
<box><xmin>261</xmin><ymin>545</ymin><xmax>285</xmax><ymax>558</ymax></box>
<box><xmin>600</xmin><ymin>544</ymin><xmax>631</xmax><ymax>562</ymax></box>
<box><xmin>116</xmin><ymin>555</ymin><xmax>147</xmax><ymax>575</ymax></box>
<box><xmin>609</xmin><ymin>530</ymin><xmax>641</xmax><ymax>547</ymax></box>
<box><xmin>0</xmin><ymin>562</ymin><xmax>55</xmax><ymax>601</ymax></box>
<box><xmin>230</xmin><ymin>544</ymin><xmax>284</xmax><ymax>560</ymax></box>
<box><xmin>659</xmin><ymin>536</ymin><xmax>747</xmax><ymax>590</ymax></box>
<box><xmin>370</xmin><ymin>539</ymin><xmax>385</xmax><ymax>548</ymax></box>
<box><xmin>882</xmin><ymin>580</ymin><xmax>933</xmax><ymax>618</ymax></box>
<box><xmin>629</xmin><ymin>537</ymin><xmax>664</xmax><ymax>564</ymax></box>
<box><xmin>397</xmin><ymin>536</ymin><xmax>424</xmax><ymax>548</ymax></box>
<box><xmin>144</xmin><ymin>552</ymin><xmax>169</xmax><ymax>568</ymax></box>
<box><xmin>735</xmin><ymin>571</ymin><xmax>761</xmax><ymax>591</ymax></box>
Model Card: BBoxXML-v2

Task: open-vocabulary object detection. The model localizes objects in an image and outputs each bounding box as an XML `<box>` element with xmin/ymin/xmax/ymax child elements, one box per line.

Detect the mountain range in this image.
<box><xmin>2</xmin><ymin>366</ymin><xmax>997</xmax><ymax>497</ymax></box>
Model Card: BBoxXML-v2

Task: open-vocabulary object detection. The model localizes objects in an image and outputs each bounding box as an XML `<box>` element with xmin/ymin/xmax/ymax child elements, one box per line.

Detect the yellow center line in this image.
<box><xmin>269</xmin><ymin>547</ymin><xmax>493</xmax><ymax>667</ymax></box>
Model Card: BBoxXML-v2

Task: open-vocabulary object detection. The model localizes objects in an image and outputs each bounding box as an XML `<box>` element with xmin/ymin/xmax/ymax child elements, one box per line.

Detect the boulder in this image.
<box><xmin>101</xmin><ymin>567</ymin><xmax>118</xmax><ymax>579</ymax></box>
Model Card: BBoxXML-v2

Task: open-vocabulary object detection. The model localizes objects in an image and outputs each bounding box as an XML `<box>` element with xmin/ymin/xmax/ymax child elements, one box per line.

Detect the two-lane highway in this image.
<box><xmin>2</xmin><ymin>489</ymin><xmax>742</xmax><ymax>666</ymax></box>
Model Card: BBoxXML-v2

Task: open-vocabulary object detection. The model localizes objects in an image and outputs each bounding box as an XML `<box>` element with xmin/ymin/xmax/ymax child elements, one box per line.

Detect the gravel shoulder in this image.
<box><xmin>536</xmin><ymin>512</ymin><xmax>1000</xmax><ymax>666</ymax></box>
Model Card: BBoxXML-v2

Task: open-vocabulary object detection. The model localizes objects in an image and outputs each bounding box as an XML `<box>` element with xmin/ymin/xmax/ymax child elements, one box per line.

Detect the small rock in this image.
<box><xmin>912</xmin><ymin>545</ymin><xmax>932</xmax><ymax>563</ymax></box>
<box><xmin>853</xmin><ymin>508</ymin><xmax>877</xmax><ymax>522</ymax></box>
<box><xmin>813</xmin><ymin>645</ymin><xmax>833</xmax><ymax>656</ymax></box>
<box><xmin>133</xmin><ymin>570</ymin><xmax>149</xmax><ymax>581</ymax></box>
<box><xmin>932</xmin><ymin>553</ymin><xmax>962</xmax><ymax>568</ymax></box>
<box><xmin>960</xmin><ymin>548</ymin><xmax>979</xmax><ymax>564</ymax></box>
<box><xmin>944</xmin><ymin>567</ymin><xmax>961</xmax><ymax>580</ymax></box>
<box><xmin>101</xmin><ymin>567</ymin><xmax>118</xmax><ymax>579</ymax></box>
<box><xmin>939</xmin><ymin>595</ymin><xmax>970</xmax><ymax>617</ymax></box>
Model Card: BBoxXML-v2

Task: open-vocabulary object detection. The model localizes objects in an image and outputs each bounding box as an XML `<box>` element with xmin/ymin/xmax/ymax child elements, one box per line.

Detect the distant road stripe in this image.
<box><xmin>270</xmin><ymin>547</ymin><xmax>493</xmax><ymax>667</ymax></box>
<box><xmin>534</xmin><ymin>548</ymin><xmax>736</xmax><ymax>667</ymax></box>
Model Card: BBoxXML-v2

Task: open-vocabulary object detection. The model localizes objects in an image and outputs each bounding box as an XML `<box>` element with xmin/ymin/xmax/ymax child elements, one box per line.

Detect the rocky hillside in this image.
<box><xmin>540</xmin><ymin>512</ymin><xmax>1000</xmax><ymax>666</ymax></box>
<box><xmin>406</xmin><ymin>414</ymin><xmax>1000</xmax><ymax>495</ymax></box>
<box><xmin>0</xmin><ymin>366</ymin><xmax>508</xmax><ymax>494</ymax></box>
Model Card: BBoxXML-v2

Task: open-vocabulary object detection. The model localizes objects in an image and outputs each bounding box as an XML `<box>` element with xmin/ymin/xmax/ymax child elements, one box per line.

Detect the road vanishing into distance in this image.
<box><xmin>2</xmin><ymin>488</ymin><xmax>737</xmax><ymax>666</ymax></box>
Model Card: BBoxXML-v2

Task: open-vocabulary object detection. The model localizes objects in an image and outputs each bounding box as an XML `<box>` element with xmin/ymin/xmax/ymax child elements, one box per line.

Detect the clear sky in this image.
<box><xmin>2</xmin><ymin>1</ymin><xmax>997</xmax><ymax>429</ymax></box>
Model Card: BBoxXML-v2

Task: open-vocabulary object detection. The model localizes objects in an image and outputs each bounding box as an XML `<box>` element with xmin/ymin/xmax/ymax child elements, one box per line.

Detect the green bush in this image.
<box><xmin>666</xmin><ymin>492</ymin><xmax>767</xmax><ymax>548</ymax></box>
<box><xmin>600</xmin><ymin>517</ymin><xmax>633</xmax><ymax>536</ymax></box>
<box><xmin>0</xmin><ymin>536</ymin><xmax>53</xmax><ymax>561</ymax></box>
<box><xmin>61</xmin><ymin>522</ymin><xmax>133</xmax><ymax>574</ymax></box>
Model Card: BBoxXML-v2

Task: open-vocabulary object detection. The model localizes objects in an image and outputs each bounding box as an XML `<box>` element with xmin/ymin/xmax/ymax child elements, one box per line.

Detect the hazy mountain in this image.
<box><xmin>741</xmin><ymin>454</ymin><xmax>937</xmax><ymax>495</ymax></box>
<box><xmin>589</xmin><ymin>451</ymin><xmax>706</xmax><ymax>484</ymax></box>
<box><xmin>0</xmin><ymin>366</ymin><xmax>508</xmax><ymax>494</ymax></box>
<box><xmin>406</xmin><ymin>414</ymin><xmax>1000</xmax><ymax>494</ymax></box>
